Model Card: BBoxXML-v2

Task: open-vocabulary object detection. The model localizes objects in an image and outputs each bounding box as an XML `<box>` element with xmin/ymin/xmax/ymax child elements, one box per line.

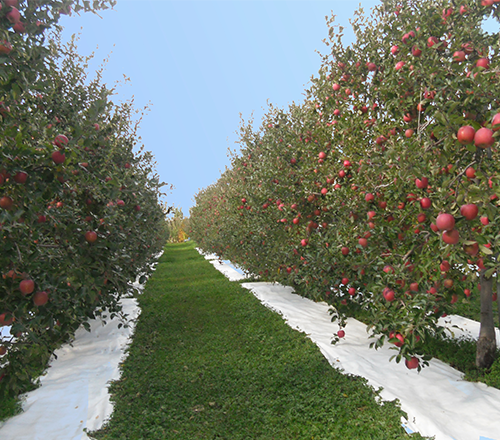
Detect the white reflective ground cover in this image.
<box><xmin>0</xmin><ymin>253</ymin><xmax>162</xmax><ymax>440</ymax></box>
<box><xmin>1</xmin><ymin>250</ymin><xmax>499</xmax><ymax>440</ymax></box>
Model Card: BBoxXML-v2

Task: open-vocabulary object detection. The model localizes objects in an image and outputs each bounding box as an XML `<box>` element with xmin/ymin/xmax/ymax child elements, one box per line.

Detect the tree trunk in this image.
<box><xmin>476</xmin><ymin>271</ymin><xmax>496</xmax><ymax>370</ymax></box>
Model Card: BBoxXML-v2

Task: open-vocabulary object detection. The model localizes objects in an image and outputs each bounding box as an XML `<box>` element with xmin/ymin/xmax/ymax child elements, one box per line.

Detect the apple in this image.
<box><xmin>366</xmin><ymin>62</ymin><xmax>377</xmax><ymax>71</ymax></box>
<box><xmin>124</xmin><ymin>162</ymin><xmax>131</xmax><ymax>169</ymax></box>
<box><xmin>411</xmin><ymin>45</ymin><xmax>422</xmax><ymax>57</ymax></box>
<box><xmin>395</xmin><ymin>61</ymin><xmax>405</xmax><ymax>70</ymax></box>
<box><xmin>415</xmin><ymin>177</ymin><xmax>428</xmax><ymax>189</ymax></box>
<box><xmin>300</xmin><ymin>238</ymin><xmax>308</xmax><ymax>247</ymax></box>
<box><xmin>343</xmin><ymin>160</ymin><xmax>351</xmax><ymax>168</ymax></box>
<box><xmin>464</xmin><ymin>289</ymin><xmax>471</xmax><ymax>298</ymax></box>
<box><xmin>85</xmin><ymin>231</ymin><xmax>98</xmax><ymax>243</ymax></box>
<box><xmin>391</xmin><ymin>45</ymin><xmax>399</xmax><ymax>55</ymax></box>
<box><xmin>0</xmin><ymin>346</ymin><xmax>6</xmax><ymax>356</ymax></box>
<box><xmin>337</xmin><ymin>330</ymin><xmax>345</xmax><ymax>338</ymax></box>
<box><xmin>491</xmin><ymin>113</ymin><xmax>500</xmax><ymax>131</ymax></box>
<box><xmin>442</xmin><ymin>229</ymin><xmax>460</xmax><ymax>244</ymax></box>
<box><xmin>464</xmin><ymin>242</ymin><xmax>479</xmax><ymax>256</ymax></box>
<box><xmin>53</xmin><ymin>134</ymin><xmax>68</xmax><ymax>148</ymax></box>
<box><xmin>6</xmin><ymin>7</ymin><xmax>20</xmax><ymax>24</ymax></box>
<box><xmin>457</xmin><ymin>125</ymin><xmax>475</xmax><ymax>144</ymax></box>
<box><xmin>341</xmin><ymin>246</ymin><xmax>349</xmax><ymax>256</ymax></box>
<box><xmin>19</xmin><ymin>279</ymin><xmax>35</xmax><ymax>295</ymax></box>
<box><xmin>410</xmin><ymin>282</ymin><xmax>419</xmax><ymax>292</ymax></box>
<box><xmin>358</xmin><ymin>238</ymin><xmax>368</xmax><ymax>247</ymax></box>
<box><xmin>94</xmin><ymin>123</ymin><xmax>100</xmax><ymax>130</ymax></box>
<box><xmin>348</xmin><ymin>287</ymin><xmax>356</xmax><ymax>296</ymax></box>
<box><xmin>37</xmin><ymin>215</ymin><xmax>46</xmax><ymax>223</ymax></box>
<box><xmin>440</xmin><ymin>260</ymin><xmax>451</xmax><ymax>272</ymax></box>
<box><xmin>13</xmin><ymin>21</ymin><xmax>25</xmax><ymax>33</ymax></box>
<box><xmin>436</xmin><ymin>213</ymin><xmax>455</xmax><ymax>231</ymax></box>
<box><xmin>405</xmin><ymin>129</ymin><xmax>414</xmax><ymax>138</ymax></box>
<box><xmin>0</xmin><ymin>313</ymin><xmax>13</xmax><ymax>327</ymax></box>
<box><xmin>465</xmin><ymin>167</ymin><xmax>476</xmax><ymax>179</ymax></box>
<box><xmin>420</xmin><ymin>197</ymin><xmax>431</xmax><ymax>209</ymax></box>
<box><xmin>367</xmin><ymin>211</ymin><xmax>376</xmax><ymax>219</ymax></box>
<box><xmin>0</xmin><ymin>196</ymin><xmax>13</xmax><ymax>210</ymax></box>
<box><xmin>453</xmin><ymin>51</ymin><xmax>466</xmax><ymax>62</ymax></box>
<box><xmin>383</xmin><ymin>288</ymin><xmax>395</xmax><ymax>302</ymax></box>
<box><xmin>474</xmin><ymin>127</ymin><xmax>494</xmax><ymax>148</ymax></box>
<box><xmin>33</xmin><ymin>291</ymin><xmax>48</xmax><ymax>306</ymax></box>
<box><xmin>460</xmin><ymin>204</ymin><xmax>478</xmax><ymax>220</ymax></box>
<box><xmin>13</xmin><ymin>171</ymin><xmax>27</xmax><ymax>183</ymax></box>
<box><xmin>117</xmin><ymin>199</ymin><xmax>125</xmax><ymax>207</ymax></box>
<box><xmin>0</xmin><ymin>40</ymin><xmax>12</xmax><ymax>55</ymax></box>
<box><xmin>51</xmin><ymin>151</ymin><xmax>65</xmax><ymax>164</ymax></box>
<box><xmin>405</xmin><ymin>356</ymin><xmax>419</xmax><ymax>370</ymax></box>
<box><xmin>365</xmin><ymin>193</ymin><xmax>374</xmax><ymax>202</ymax></box>
<box><xmin>383</xmin><ymin>265</ymin><xmax>395</xmax><ymax>274</ymax></box>
<box><xmin>427</xmin><ymin>36</ymin><xmax>439</xmax><ymax>47</ymax></box>
<box><xmin>476</xmin><ymin>58</ymin><xmax>490</xmax><ymax>69</ymax></box>
<box><xmin>444</xmin><ymin>279</ymin><xmax>454</xmax><ymax>289</ymax></box>
<box><xmin>417</xmin><ymin>213</ymin><xmax>426</xmax><ymax>223</ymax></box>
<box><xmin>332</xmin><ymin>83</ymin><xmax>340</xmax><ymax>91</ymax></box>
<box><xmin>394</xmin><ymin>333</ymin><xmax>405</xmax><ymax>347</ymax></box>
<box><xmin>480</xmin><ymin>216</ymin><xmax>489</xmax><ymax>225</ymax></box>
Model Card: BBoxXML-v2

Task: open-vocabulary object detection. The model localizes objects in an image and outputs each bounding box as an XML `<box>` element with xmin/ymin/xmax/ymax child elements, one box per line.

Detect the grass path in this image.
<box><xmin>89</xmin><ymin>242</ymin><xmax>426</xmax><ymax>440</ymax></box>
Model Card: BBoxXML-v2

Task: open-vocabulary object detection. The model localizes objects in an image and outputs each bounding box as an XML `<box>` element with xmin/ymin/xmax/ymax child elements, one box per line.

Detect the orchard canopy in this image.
<box><xmin>191</xmin><ymin>0</ymin><xmax>500</xmax><ymax>370</ymax></box>
<box><xmin>0</xmin><ymin>1</ymin><xmax>168</xmax><ymax>399</ymax></box>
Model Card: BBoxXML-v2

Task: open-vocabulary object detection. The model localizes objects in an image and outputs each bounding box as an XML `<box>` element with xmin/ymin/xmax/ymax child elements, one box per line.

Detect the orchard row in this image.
<box><xmin>0</xmin><ymin>1</ymin><xmax>168</xmax><ymax>398</ymax></box>
<box><xmin>191</xmin><ymin>0</ymin><xmax>500</xmax><ymax>370</ymax></box>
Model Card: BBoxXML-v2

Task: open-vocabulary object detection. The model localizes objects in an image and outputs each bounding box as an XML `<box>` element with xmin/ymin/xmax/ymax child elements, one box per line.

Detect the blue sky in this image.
<box><xmin>59</xmin><ymin>1</ymin><xmax>380</xmax><ymax>216</ymax></box>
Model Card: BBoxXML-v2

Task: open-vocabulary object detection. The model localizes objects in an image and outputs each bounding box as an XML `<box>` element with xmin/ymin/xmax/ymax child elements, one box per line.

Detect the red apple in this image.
<box><xmin>365</xmin><ymin>193</ymin><xmax>374</xmax><ymax>202</ymax></box>
<box><xmin>457</xmin><ymin>126</ymin><xmax>475</xmax><ymax>144</ymax></box>
<box><xmin>0</xmin><ymin>313</ymin><xmax>13</xmax><ymax>326</ymax></box>
<box><xmin>480</xmin><ymin>216</ymin><xmax>489</xmax><ymax>225</ymax></box>
<box><xmin>341</xmin><ymin>247</ymin><xmax>349</xmax><ymax>256</ymax></box>
<box><xmin>19</xmin><ymin>279</ymin><xmax>35</xmax><ymax>295</ymax></box>
<box><xmin>474</xmin><ymin>127</ymin><xmax>494</xmax><ymax>148</ymax></box>
<box><xmin>395</xmin><ymin>61</ymin><xmax>405</xmax><ymax>70</ymax></box>
<box><xmin>6</xmin><ymin>7</ymin><xmax>20</xmax><ymax>24</ymax></box>
<box><xmin>440</xmin><ymin>260</ymin><xmax>451</xmax><ymax>272</ymax></box>
<box><xmin>415</xmin><ymin>177</ymin><xmax>428</xmax><ymax>189</ymax></box>
<box><xmin>33</xmin><ymin>291</ymin><xmax>48</xmax><ymax>306</ymax></box>
<box><xmin>300</xmin><ymin>238</ymin><xmax>308</xmax><ymax>247</ymax></box>
<box><xmin>348</xmin><ymin>287</ymin><xmax>356</xmax><ymax>296</ymax></box>
<box><xmin>411</xmin><ymin>45</ymin><xmax>422</xmax><ymax>57</ymax></box>
<box><xmin>427</xmin><ymin>36</ymin><xmax>439</xmax><ymax>47</ymax></box>
<box><xmin>391</xmin><ymin>45</ymin><xmax>399</xmax><ymax>55</ymax></box>
<box><xmin>85</xmin><ymin>231</ymin><xmax>98</xmax><ymax>243</ymax></box>
<box><xmin>444</xmin><ymin>279</ymin><xmax>454</xmax><ymax>289</ymax></box>
<box><xmin>476</xmin><ymin>58</ymin><xmax>490</xmax><ymax>69</ymax></box>
<box><xmin>492</xmin><ymin>113</ymin><xmax>500</xmax><ymax>131</ymax></box>
<box><xmin>13</xmin><ymin>171</ymin><xmax>27</xmax><ymax>183</ymax></box>
<box><xmin>442</xmin><ymin>229</ymin><xmax>460</xmax><ymax>244</ymax></box>
<box><xmin>453</xmin><ymin>51</ymin><xmax>466</xmax><ymax>62</ymax></box>
<box><xmin>51</xmin><ymin>151</ymin><xmax>66</xmax><ymax>164</ymax></box>
<box><xmin>0</xmin><ymin>346</ymin><xmax>6</xmax><ymax>356</ymax></box>
<box><xmin>0</xmin><ymin>196</ymin><xmax>13</xmax><ymax>210</ymax></box>
<box><xmin>464</xmin><ymin>242</ymin><xmax>479</xmax><ymax>256</ymax></box>
<box><xmin>420</xmin><ymin>197</ymin><xmax>431</xmax><ymax>209</ymax></box>
<box><xmin>436</xmin><ymin>213</ymin><xmax>455</xmax><ymax>231</ymax></box>
<box><xmin>464</xmin><ymin>289</ymin><xmax>471</xmax><ymax>297</ymax></box>
<box><xmin>337</xmin><ymin>330</ymin><xmax>345</xmax><ymax>338</ymax></box>
<box><xmin>460</xmin><ymin>203</ymin><xmax>478</xmax><ymax>220</ymax></box>
<box><xmin>405</xmin><ymin>356</ymin><xmax>419</xmax><ymax>369</ymax></box>
<box><xmin>0</xmin><ymin>40</ymin><xmax>12</xmax><ymax>55</ymax></box>
<box><xmin>410</xmin><ymin>282</ymin><xmax>419</xmax><ymax>292</ymax></box>
<box><xmin>53</xmin><ymin>134</ymin><xmax>68</xmax><ymax>148</ymax></box>
<box><xmin>383</xmin><ymin>287</ymin><xmax>395</xmax><ymax>301</ymax></box>
<box><xmin>465</xmin><ymin>167</ymin><xmax>476</xmax><ymax>178</ymax></box>
<box><xmin>358</xmin><ymin>238</ymin><xmax>368</xmax><ymax>247</ymax></box>
<box><xmin>393</xmin><ymin>333</ymin><xmax>405</xmax><ymax>347</ymax></box>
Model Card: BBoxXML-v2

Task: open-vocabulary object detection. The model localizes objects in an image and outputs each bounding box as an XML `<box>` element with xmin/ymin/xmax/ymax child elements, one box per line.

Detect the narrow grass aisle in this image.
<box><xmin>89</xmin><ymin>243</ymin><xmax>426</xmax><ymax>440</ymax></box>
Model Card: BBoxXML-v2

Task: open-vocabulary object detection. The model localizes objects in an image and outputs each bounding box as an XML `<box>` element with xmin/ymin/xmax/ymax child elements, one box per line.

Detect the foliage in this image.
<box><xmin>89</xmin><ymin>242</ymin><xmax>427</xmax><ymax>440</ymax></box>
<box><xmin>0</xmin><ymin>0</ymin><xmax>168</xmax><ymax>402</ymax></box>
<box><xmin>191</xmin><ymin>0</ymin><xmax>500</xmax><ymax>371</ymax></box>
<box><xmin>166</xmin><ymin>207</ymin><xmax>189</xmax><ymax>243</ymax></box>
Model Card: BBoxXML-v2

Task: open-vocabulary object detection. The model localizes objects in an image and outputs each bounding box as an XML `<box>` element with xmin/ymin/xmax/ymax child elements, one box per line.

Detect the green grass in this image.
<box><xmin>88</xmin><ymin>242</ymin><xmax>427</xmax><ymax>440</ymax></box>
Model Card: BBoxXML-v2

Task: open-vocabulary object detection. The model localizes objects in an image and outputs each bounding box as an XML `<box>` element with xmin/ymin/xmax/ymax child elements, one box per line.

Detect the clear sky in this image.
<box><xmin>58</xmin><ymin>1</ymin><xmax>381</xmax><ymax>216</ymax></box>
